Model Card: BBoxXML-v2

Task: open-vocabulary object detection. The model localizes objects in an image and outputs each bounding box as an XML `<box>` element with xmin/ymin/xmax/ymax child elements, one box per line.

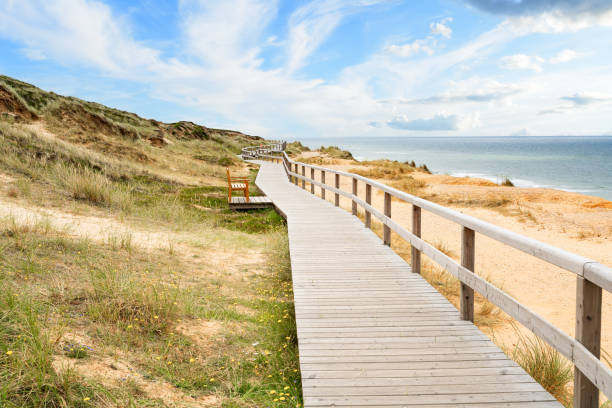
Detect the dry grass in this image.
<box><xmin>0</xmin><ymin>75</ymin><xmax>301</xmax><ymax>406</ymax></box>
<box><xmin>390</xmin><ymin>176</ymin><xmax>428</xmax><ymax>196</ymax></box>
<box><xmin>0</xmin><ymin>211</ymin><xmax>299</xmax><ymax>407</ymax></box>
<box><xmin>509</xmin><ymin>331</ymin><xmax>573</xmax><ymax>407</ymax></box>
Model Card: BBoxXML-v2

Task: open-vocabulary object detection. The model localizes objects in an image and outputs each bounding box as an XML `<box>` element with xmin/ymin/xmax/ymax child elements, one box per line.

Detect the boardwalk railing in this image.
<box><xmin>250</xmin><ymin>144</ymin><xmax>612</xmax><ymax>407</ymax></box>
<box><xmin>241</xmin><ymin>142</ymin><xmax>286</xmax><ymax>159</ymax></box>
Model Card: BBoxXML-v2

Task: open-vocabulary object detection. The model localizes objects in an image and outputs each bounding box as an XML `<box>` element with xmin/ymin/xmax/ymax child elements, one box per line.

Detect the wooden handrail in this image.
<box><xmin>251</xmin><ymin>147</ymin><xmax>612</xmax><ymax>405</ymax></box>
<box><xmin>250</xmin><ymin>146</ymin><xmax>612</xmax><ymax>404</ymax></box>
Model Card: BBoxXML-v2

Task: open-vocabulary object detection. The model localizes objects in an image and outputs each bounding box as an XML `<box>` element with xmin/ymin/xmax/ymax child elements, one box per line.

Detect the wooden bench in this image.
<box><xmin>226</xmin><ymin>168</ymin><xmax>249</xmax><ymax>203</ymax></box>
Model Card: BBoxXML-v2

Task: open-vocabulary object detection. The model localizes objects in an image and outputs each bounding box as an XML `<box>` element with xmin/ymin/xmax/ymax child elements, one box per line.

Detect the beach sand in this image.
<box><xmin>295</xmin><ymin>152</ymin><xmax>612</xmax><ymax>356</ymax></box>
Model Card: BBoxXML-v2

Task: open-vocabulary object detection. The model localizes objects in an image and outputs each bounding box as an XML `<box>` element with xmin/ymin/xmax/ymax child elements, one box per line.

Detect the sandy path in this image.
<box><xmin>0</xmin><ymin>196</ymin><xmax>265</xmax><ymax>278</ymax></box>
<box><xmin>0</xmin><ymin>198</ymin><xmax>176</xmax><ymax>250</ymax></box>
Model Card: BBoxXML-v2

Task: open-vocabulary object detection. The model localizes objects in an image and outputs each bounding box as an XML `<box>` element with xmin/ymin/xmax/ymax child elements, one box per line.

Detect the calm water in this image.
<box><xmin>298</xmin><ymin>136</ymin><xmax>612</xmax><ymax>201</ymax></box>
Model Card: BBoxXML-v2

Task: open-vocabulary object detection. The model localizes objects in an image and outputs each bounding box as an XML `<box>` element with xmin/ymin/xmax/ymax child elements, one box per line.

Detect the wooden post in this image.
<box><xmin>321</xmin><ymin>171</ymin><xmax>326</xmax><ymax>200</ymax></box>
<box><xmin>365</xmin><ymin>184</ymin><xmax>372</xmax><ymax>228</ymax></box>
<box><xmin>294</xmin><ymin>164</ymin><xmax>298</xmax><ymax>186</ymax></box>
<box><xmin>574</xmin><ymin>276</ymin><xmax>602</xmax><ymax>408</ymax></box>
<box><xmin>301</xmin><ymin>165</ymin><xmax>305</xmax><ymax>189</ymax></box>
<box><xmin>411</xmin><ymin>205</ymin><xmax>421</xmax><ymax>274</ymax></box>
<box><xmin>310</xmin><ymin>168</ymin><xmax>315</xmax><ymax>194</ymax></box>
<box><xmin>383</xmin><ymin>192</ymin><xmax>391</xmax><ymax>246</ymax></box>
<box><xmin>352</xmin><ymin>178</ymin><xmax>358</xmax><ymax>216</ymax></box>
<box><xmin>334</xmin><ymin>174</ymin><xmax>340</xmax><ymax>206</ymax></box>
<box><xmin>460</xmin><ymin>227</ymin><xmax>475</xmax><ymax>322</ymax></box>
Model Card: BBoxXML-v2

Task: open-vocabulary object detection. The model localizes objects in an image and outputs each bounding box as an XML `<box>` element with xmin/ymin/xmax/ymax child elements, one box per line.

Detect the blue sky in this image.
<box><xmin>1</xmin><ymin>0</ymin><xmax>611</xmax><ymax>139</ymax></box>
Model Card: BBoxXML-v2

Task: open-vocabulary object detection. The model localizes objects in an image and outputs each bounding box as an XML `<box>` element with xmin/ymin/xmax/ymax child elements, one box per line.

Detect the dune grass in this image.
<box><xmin>509</xmin><ymin>331</ymin><xmax>573</xmax><ymax>407</ymax></box>
<box><xmin>0</xmin><ymin>76</ymin><xmax>301</xmax><ymax>406</ymax></box>
<box><xmin>0</xmin><ymin>211</ymin><xmax>299</xmax><ymax>407</ymax></box>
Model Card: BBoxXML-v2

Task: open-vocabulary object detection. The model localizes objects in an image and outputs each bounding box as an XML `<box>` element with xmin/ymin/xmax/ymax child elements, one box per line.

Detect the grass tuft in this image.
<box><xmin>510</xmin><ymin>333</ymin><xmax>573</xmax><ymax>406</ymax></box>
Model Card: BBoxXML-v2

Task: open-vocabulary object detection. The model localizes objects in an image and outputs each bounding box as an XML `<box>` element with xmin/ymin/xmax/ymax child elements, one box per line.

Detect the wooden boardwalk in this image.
<box><xmin>228</xmin><ymin>195</ymin><xmax>274</xmax><ymax>209</ymax></box>
<box><xmin>253</xmin><ymin>161</ymin><xmax>562</xmax><ymax>407</ymax></box>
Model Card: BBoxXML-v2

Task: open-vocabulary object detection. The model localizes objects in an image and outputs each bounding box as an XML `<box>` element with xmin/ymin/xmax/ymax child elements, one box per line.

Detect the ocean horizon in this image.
<box><xmin>297</xmin><ymin>136</ymin><xmax>612</xmax><ymax>201</ymax></box>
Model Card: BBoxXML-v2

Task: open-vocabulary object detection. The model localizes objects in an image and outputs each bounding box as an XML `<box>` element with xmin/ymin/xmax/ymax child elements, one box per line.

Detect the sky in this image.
<box><xmin>1</xmin><ymin>0</ymin><xmax>612</xmax><ymax>139</ymax></box>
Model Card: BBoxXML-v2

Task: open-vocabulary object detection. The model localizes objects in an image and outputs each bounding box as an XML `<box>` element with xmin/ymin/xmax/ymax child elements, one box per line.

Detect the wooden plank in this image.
<box><xmin>311</xmin><ymin>167</ymin><xmax>315</xmax><ymax>194</ymax></box>
<box><xmin>384</xmin><ymin>191</ymin><xmax>391</xmax><ymax>245</ymax></box>
<box><xmin>460</xmin><ymin>226</ymin><xmax>475</xmax><ymax>322</ymax></box>
<box><xmin>303</xmin><ymin>393</ymin><xmax>557</xmax><ymax>406</ymax></box>
<box><xmin>334</xmin><ymin>174</ymin><xmax>340</xmax><ymax>206</ymax></box>
<box><xmin>321</xmin><ymin>170</ymin><xmax>326</xmax><ymax>200</ymax></box>
<box><xmin>365</xmin><ymin>183</ymin><xmax>372</xmax><ymax>228</ymax></box>
<box><xmin>574</xmin><ymin>276</ymin><xmax>602</xmax><ymax>408</ymax></box>
<box><xmin>411</xmin><ymin>205</ymin><xmax>421</xmax><ymax>274</ymax></box>
<box><xmin>352</xmin><ymin>178</ymin><xmax>358</xmax><ymax>215</ymax></box>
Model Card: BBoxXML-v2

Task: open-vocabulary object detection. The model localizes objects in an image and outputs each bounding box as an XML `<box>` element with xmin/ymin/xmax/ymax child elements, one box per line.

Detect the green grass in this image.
<box><xmin>0</xmin><ymin>213</ymin><xmax>299</xmax><ymax>407</ymax></box>
<box><xmin>510</xmin><ymin>333</ymin><xmax>573</xmax><ymax>407</ymax></box>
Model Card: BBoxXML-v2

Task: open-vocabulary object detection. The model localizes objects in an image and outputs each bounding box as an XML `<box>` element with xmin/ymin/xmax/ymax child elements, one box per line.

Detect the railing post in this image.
<box><xmin>294</xmin><ymin>164</ymin><xmax>298</xmax><ymax>186</ymax></box>
<box><xmin>351</xmin><ymin>178</ymin><xmax>358</xmax><ymax>216</ymax></box>
<box><xmin>310</xmin><ymin>168</ymin><xmax>315</xmax><ymax>194</ymax></box>
<box><xmin>365</xmin><ymin>183</ymin><xmax>372</xmax><ymax>228</ymax></box>
<box><xmin>321</xmin><ymin>170</ymin><xmax>326</xmax><ymax>200</ymax></box>
<box><xmin>383</xmin><ymin>192</ymin><xmax>391</xmax><ymax>246</ymax></box>
<box><xmin>301</xmin><ymin>165</ymin><xmax>305</xmax><ymax>189</ymax></box>
<box><xmin>574</xmin><ymin>276</ymin><xmax>602</xmax><ymax>408</ymax></box>
<box><xmin>334</xmin><ymin>174</ymin><xmax>340</xmax><ymax>206</ymax></box>
<box><xmin>411</xmin><ymin>205</ymin><xmax>421</xmax><ymax>274</ymax></box>
<box><xmin>460</xmin><ymin>227</ymin><xmax>475</xmax><ymax>322</ymax></box>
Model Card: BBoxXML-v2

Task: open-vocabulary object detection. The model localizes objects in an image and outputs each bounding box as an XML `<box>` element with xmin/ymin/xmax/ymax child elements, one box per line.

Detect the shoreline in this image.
<box><xmin>296</xmin><ymin>136</ymin><xmax>612</xmax><ymax>202</ymax></box>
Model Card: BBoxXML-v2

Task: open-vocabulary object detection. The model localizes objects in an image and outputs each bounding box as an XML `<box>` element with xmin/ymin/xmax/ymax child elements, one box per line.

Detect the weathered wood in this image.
<box><xmin>302</xmin><ymin>165</ymin><xmax>306</xmax><ymax>189</ymax></box>
<box><xmin>460</xmin><ymin>227</ymin><xmax>475</xmax><ymax>322</ymax></box>
<box><xmin>335</xmin><ymin>173</ymin><xmax>340</xmax><ymax>207</ymax></box>
<box><xmin>384</xmin><ymin>192</ymin><xmax>391</xmax><ymax>246</ymax></box>
<box><xmin>228</xmin><ymin>195</ymin><xmax>274</xmax><ymax>209</ymax></box>
<box><xmin>365</xmin><ymin>183</ymin><xmax>372</xmax><ymax>229</ymax></box>
<box><xmin>352</xmin><ymin>178</ymin><xmax>358</xmax><ymax>216</ymax></box>
<box><xmin>248</xmin><ymin>158</ymin><xmax>565</xmax><ymax>408</ymax></box>
<box><xmin>278</xmin><ymin>152</ymin><xmax>612</xmax><ymax>286</ymax></box>
<box><xmin>574</xmin><ymin>276</ymin><xmax>602</xmax><ymax>408</ymax></box>
<box><xmin>411</xmin><ymin>205</ymin><xmax>421</xmax><ymax>274</ymax></box>
<box><xmin>321</xmin><ymin>170</ymin><xmax>326</xmax><ymax>200</ymax></box>
<box><xmin>310</xmin><ymin>168</ymin><xmax>315</xmax><ymax>194</ymax></box>
<box><xmin>294</xmin><ymin>163</ymin><xmax>299</xmax><ymax>186</ymax></box>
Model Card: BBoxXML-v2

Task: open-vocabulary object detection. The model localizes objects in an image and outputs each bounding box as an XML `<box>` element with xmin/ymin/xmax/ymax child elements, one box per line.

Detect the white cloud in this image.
<box><xmin>21</xmin><ymin>48</ymin><xmax>47</xmax><ymax>60</ymax></box>
<box><xmin>465</xmin><ymin>0</ymin><xmax>612</xmax><ymax>32</ymax></box>
<box><xmin>2</xmin><ymin>0</ymin><xmax>612</xmax><ymax>138</ymax></box>
<box><xmin>507</xmin><ymin>10</ymin><xmax>612</xmax><ymax>34</ymax></box>
<box><xmin>0</xmin><ymin>0</ymin><xmax>161</xmax><ymax>75</ymax></box>
<box><xmin>387</xmin><ymin>112</ymin><xmax>480</xmax><ymax>131</ymax></box>
<box><xmin>430</xmin><ymin>17</ymin><xmax>453</xmax><ymax>38</ymax></box>
<box><xmin>550</xmin><ymin>49</ymin><xmax>578</xmax><ymax>63</ymax></box>
<box><xmin>286</xmin><ymin>0</ymin><xmax>387</xmax><ymax>73</ymax></box>
<box><xmin>384</xmin><ymin>39</ymin><xmax>434</xmax><ymax>58</ymax></box>
<box><xmin>381</xmin><ymin>79</ymin><xmax>520</xmax><ymax>104</ymax></box>
<box><xmin>509</xmin><ymin>127</ymin><xmax>531</xmax><ymax>136</ymax></box>
<box><xmin>540</xmin><ymin>92</ymin><xmax>612</xmax><ymax>114</ymax></box>
<box><xmin>179</xmin><ymin>0</ymin><xmax>278</xmax><ymax>68</ymax></box>
<box><xmin>561</xmin><ymin>92</ymin><xmax>611</xmax><ymax>105</ymax></box>
<box><xmin>385</xmin><ymin>17</ymin><xmax>452</xmax><ymax>59</ymax></box>
<box><xmin>500</xmin><ymin>54</ymin><xmax>545</xmax><ymax>72</ymax></box>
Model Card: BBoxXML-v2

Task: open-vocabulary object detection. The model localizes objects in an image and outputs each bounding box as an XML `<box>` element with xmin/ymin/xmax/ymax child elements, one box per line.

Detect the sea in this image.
<box><xmin>297</xmin><ymin>136</ymin><xmax>612</xmax><ymax>201</ymax></box>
